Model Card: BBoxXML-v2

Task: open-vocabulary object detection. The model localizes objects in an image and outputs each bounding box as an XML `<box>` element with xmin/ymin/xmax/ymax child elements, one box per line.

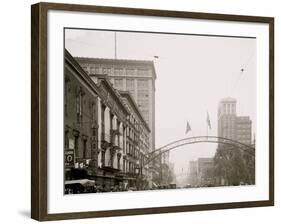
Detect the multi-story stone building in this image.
<box><xmin>64</xmin><ymin>51</ymin><xmax>128</xmax><ymax>191</ymax></box>
<box><xmin>188</xmin><ymin>160</ymin><xmax>198</xmax><ymax>186</ymax></box>
<box><xmin>64</xmin><ymin>50</ymin><xmax>101</xmax><ymax>182</ymax></box>
<box><xmin>218</xmin><ymin>98</ymin><xmax>237</xmax><ymax>143</ymax></box>
<box><xmin>216</xmin><ymin>98</ymin><xmax>254</xmax><ymax>186</ymax></box>
<box><xmin>75</xmin><ymin>57</ymin><xmax>162</xmax><ymax>185</ymax></box>
<box><xmin>64</xmin><ymin>50</ymin><xmax>157</xmax><ymax>192</ymax></box>
<box><xmin>236</xmin><ymin>116</ymin><xmax>252</xmax><ymax>145</ymax></box>
<box><xmin>217</xmin><ymin>98</ymin><xmax>252</xmax><ymax>145</ymax></box>
<box><xmin>93</xmin><ymin>75</ymin><xmax>129</xmax><ymax>190</ymax></box>
<box><xmin>120</xmin><ymin>91</ymin><xmax>151</xmax><ymax>189</ymax></box>
<box><xmin>197</xmin><ymin>158</ymin><xmax>214</xmax><ymax>187</ymax></box>
<box><xmin>74</xmin><ymin>57</ymin><xmax>157</xmax><ymax>151</ymax></box>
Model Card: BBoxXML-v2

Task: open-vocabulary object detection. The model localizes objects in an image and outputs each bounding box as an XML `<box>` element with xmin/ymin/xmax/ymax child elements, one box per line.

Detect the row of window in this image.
<box><xmin>237</xmin><ymin>134</ymin><xmax>251</xmax><ymax>139</ymax></box>
<box><xmin>237</xmin><ymin>129</ymin><xmax>251</xmax><ymax>133</ymax></box>
<box><xmin>65</xmin><ymin>131</ymin><xmax>93</xmax><ymax>160</ymax></box>
<box><xmin>123</xmin><ymin>159</ymin><xmax>137</xmax><ymax>173</ymax></box>
<box><xmin>237</xmin><ymin>124</ymin><xmax>252</xmax><ymax>129</ymax></box>
<box><xmin>222</xmin><ymin>103</ymin><xmax>236</xmax><ymax>114</ymax></box>
<box><xmin>82</xmin><ymin>65</ymin><xmax>150</xmax><ymax>77</ymax></box>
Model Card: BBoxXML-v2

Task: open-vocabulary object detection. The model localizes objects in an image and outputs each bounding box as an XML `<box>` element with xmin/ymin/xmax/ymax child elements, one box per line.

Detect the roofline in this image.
<box><xmin>65</xmin><ymin>49</ymin><xmax>100</xmax><ymax>96</ymax></box>
<box><xmin>219</xmin><ymin>97</ymin><xmax>237</xmax><ymax>102</ymax></box>
<box><xmin>90</xmin><ymin>74</ymin><xmax>130</xmax><ymax>116</ymax></box>
<box><xmin>119</xmin><ymin>91</ymin><xmax>151</xmax><ymax>133</ymax></box>
<box><xmin>75</xmin><ymin>56</ymin><xmax>157</xmax><ymax>80</ymax></box>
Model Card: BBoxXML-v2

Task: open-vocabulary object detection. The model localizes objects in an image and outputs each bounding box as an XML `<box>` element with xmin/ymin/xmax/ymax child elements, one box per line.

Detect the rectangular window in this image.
<box><xmin>76</xmin><ymin>91</ymin><xmax>83</xmax><ymax>123</ymax></box>
<box><xmin>114</xmin><ymin>68</ymin><xmax>123</xmax><ymax>76</ymax></box>
<box><xmin>103</xmin><ymin>67</ymin><xmax>111</xmax><ymax>75</ymax></box>
<box><xmin>91</xmin><ymin>102</ymin><xmax>96</xmax><ymax>123</ymax></box>
<box><xmin>117</xmin><ymin>156</ymin><xmax>121</xmax><ymax>170</ymax></box>
<box><xmin>138</xmin><ymin>69</ymin><xmax>148</xmax><ymax>76</ymax></box>
<box><xmin>101</xmin><ymin>151</ymin><xmax>105</xmax><ymax>166</ymax></box>
<box><xmin>101</xmin><ymin>104</ymin><xmax>105</xmax><ymax>138</ymax></box>
<box><xmin>64</xmin><ymin>131</ymin><xmax>69</xmax><ymax>148</ymax></box>
<box><xmin>83</xmin><ymin>139</ymin><xmax>87</xmax><ymax>158</ymax></box>
<box><xmin>76</xmin><ymin>94</ymin><xmax>80</xmax><ymax>119</ymax></box>
<box><xmin>123</xmin><ymin>159</ymin><xmax>126</xmax><ymax>172</ymax></box>
<box><xmin>126</xmin><ymin>69</ymin><xmax>134</xmax><ymax>76</ymax></box>
<box><xmin>92</xmin><ymin>67</ymin><xmax>99</xmax><ymax>74</ymax></box>
<box><xmin>126</xmin><ymin>79</ymin><xmax>134</xmax><ymax>91</ymax></box>
<box><xmin>74</xmin><ymin>135</ymin><xmax>79</xmax><ymax>158</ymax></box>
<box><xmin>137</xmin><ymin>80</ymin><xmax>148</xmax><ymax>89</ymax></box>
<box><xmin>114</xmin><ymin>78</ymin><xmax>123</xmax><ymax>89</ymax></box>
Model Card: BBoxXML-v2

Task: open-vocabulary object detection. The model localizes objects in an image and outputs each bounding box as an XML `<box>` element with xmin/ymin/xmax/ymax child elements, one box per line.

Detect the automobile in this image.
<box><xmin>127</xmin><ymin>187</ymin><xmax>137</xmax><ymax>191</ymax></box>
<box><xmin>169</xmin><ymin>183</ymin><xmax>177</xmax><ymax>189</ymax></box>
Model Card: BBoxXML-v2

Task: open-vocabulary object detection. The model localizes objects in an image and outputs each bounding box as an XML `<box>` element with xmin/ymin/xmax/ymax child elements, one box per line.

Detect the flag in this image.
<box><xmin>185</xmin><ymin>121</ymin><xmax>191</xmax><ymax>134</ymax></box>
<box><xmin>207</xmin><ymin>112</ymin><xmax>211</xmax><ymax>129</ymax></box>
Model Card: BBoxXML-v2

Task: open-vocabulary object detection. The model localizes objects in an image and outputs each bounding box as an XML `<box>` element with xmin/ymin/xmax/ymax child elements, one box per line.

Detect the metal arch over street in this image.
<box><xmin>145</xmin><ymin>136</ymin><xmax>255</xmax><ymax>166</ymax></box>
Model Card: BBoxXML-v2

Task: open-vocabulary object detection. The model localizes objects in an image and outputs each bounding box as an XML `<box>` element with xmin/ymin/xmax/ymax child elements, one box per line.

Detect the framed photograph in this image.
<box><xmin>31</xmin><ymin>2</ymin><xmax>274</xmax><ymax>221</ymax></box>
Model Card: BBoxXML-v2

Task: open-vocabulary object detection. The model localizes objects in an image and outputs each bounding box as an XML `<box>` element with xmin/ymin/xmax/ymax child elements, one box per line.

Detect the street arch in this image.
<box><xmin>145</xmin><ymin>136</ymin><xmax>255</xmax><ymax>165</ymax></box>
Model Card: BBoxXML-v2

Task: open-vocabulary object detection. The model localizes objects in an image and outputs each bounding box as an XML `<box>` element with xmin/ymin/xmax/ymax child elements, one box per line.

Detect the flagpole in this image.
<box><xmin>206</xmin><ymin>111</ymin><xmax>208</xmax><ymax>138</ymax></box>
<box><xmin>206</xmin><ymin>122</ymin><xmax>208</xmax><ymax>138</ymax></box>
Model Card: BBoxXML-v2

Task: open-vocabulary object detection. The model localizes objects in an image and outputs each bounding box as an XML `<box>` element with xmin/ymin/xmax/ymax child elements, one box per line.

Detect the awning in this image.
<box><xmin>65</xmin><ymin>179</ymin><xmax>95</xmax><ymax>186</ymax></box>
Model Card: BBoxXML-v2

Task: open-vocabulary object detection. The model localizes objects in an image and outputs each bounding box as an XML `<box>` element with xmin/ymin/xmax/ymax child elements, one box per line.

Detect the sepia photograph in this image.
<box><xmin>31</xmin><ymin>3</ymin><xmax>274</xmax><ymax>220</ymax></box>
<box><xmin>63</xmin><ymin>28</ymin><xmax>256</xmax><ymax>195</ymax></box>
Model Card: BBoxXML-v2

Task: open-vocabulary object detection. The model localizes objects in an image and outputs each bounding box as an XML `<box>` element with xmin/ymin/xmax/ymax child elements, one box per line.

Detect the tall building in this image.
<box><xmin>217</xmin><ymin>98</ymin><xmax>252</xmax><ymax>146</ymax></box>
<box><xmin>216</xmin><ymin>98</ymin><xmax>254</xmax><ymax>186</ymax></box>
<box><xmin>75</xmin><ymin>57</ymin><xmax>157</xmax><ymax>152</ymax></box>
<box><xmin>64</xmin><ymin>50</ymin><xmax>156</xmax><ymax>193</ymax></box>
<box><xmin>217</xmin><ymin>98</ymin><xmax>237</xmax><ymax>142</ymax></box>
<box><xmin>236</xmin><ymin>116</ymin><xmax>252</xmax><ymax>145</ymax></box>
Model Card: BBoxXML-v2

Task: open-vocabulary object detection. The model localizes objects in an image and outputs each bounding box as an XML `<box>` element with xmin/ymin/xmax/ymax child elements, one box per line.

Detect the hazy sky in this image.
<box><xmin>65</xmin><ymin>29</ymin><xmax>256</xmax><ymax>175</ymax></box>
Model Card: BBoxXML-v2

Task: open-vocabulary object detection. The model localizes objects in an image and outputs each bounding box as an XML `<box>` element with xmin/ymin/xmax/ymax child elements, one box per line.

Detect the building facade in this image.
<box><xmin>120</xmin><ymin>91</ymin><xmax>151</xmax><ymax>189</ymax></box>
<box><xmin>75</xmin><ymin>57</ymin><xmax>157</xmax><ymax>151</ymax></box>
<box><xmin>64</xmin><ymin>50</ymin><xmax>158</xmax><ymax>193</ymax></box>
<box><xmin>236</xmin><ymin>116</ymin><xmax>252</xmax><ymax>145</ymax></box>
<box><xmin>218</xmin><ymin>98</ymin><xmax>237</xmax><ymax>144</ymax></box>
<box><xmin>188</xmin><ymin>160</ymin><xmax>198</xmax><ymax>187</ymax></box>
<box><xmin>217</xmin><ymin>98</ymin><xmax>252</xmax><ymax>145</ymax></box>
<box><xmin>64</xmin><ymin>50</ymin><xmax>101</xmax><ymax>183</ymax></box>
<box><xmin>197</xmin><ymin>158</ymin><xmax>214</xmax><ymax>187</ymax></box>
<box><xmin>216</xmin><ymin>97</ymin><xmax>254</xmax><ymax>186</ymax></box>
<box><xmin>94</xmin><ymin>76</ymin><xmax>129</xmax><ymax>190</ymax></box>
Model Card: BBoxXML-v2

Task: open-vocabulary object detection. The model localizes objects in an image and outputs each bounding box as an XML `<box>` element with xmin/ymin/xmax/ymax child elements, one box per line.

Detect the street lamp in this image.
<box><xmin>135</xmin><ymin>166</ymin><xmax>142</xmax><ymax>190</ymax></box>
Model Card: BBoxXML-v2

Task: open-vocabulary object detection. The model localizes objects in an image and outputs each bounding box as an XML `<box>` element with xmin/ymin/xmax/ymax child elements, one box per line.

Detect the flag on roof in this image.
<box><xmin>185</xmin><ymin>121</ymin><xmax>191</xmax><ymax>134</ymax></box>
<box><xmin>207</xmin><ymin>111</ymin><xmax>211</xmax><ymax>129</ymax></box>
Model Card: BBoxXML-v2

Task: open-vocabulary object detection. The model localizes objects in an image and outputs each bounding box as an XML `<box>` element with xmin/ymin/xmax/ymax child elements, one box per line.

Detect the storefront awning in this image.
<box><xmin>65</xmin><ymin>179</ymin><xmax>95</xmax><ymax>186</ymax></box>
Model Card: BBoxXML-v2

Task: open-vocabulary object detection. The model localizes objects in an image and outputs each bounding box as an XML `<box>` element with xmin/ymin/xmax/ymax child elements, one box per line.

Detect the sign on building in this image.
<box><xmin>65</xmin><ymin>149</ymin><xmax>74</xmax><ymax>168</ymax></box>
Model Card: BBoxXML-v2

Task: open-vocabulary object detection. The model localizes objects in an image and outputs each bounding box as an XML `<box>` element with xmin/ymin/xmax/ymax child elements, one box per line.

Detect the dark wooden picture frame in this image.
<box><xmin>31</xmin><ymin>2</ymin><xmax>274</xmax><ymax>221</ymax></box>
